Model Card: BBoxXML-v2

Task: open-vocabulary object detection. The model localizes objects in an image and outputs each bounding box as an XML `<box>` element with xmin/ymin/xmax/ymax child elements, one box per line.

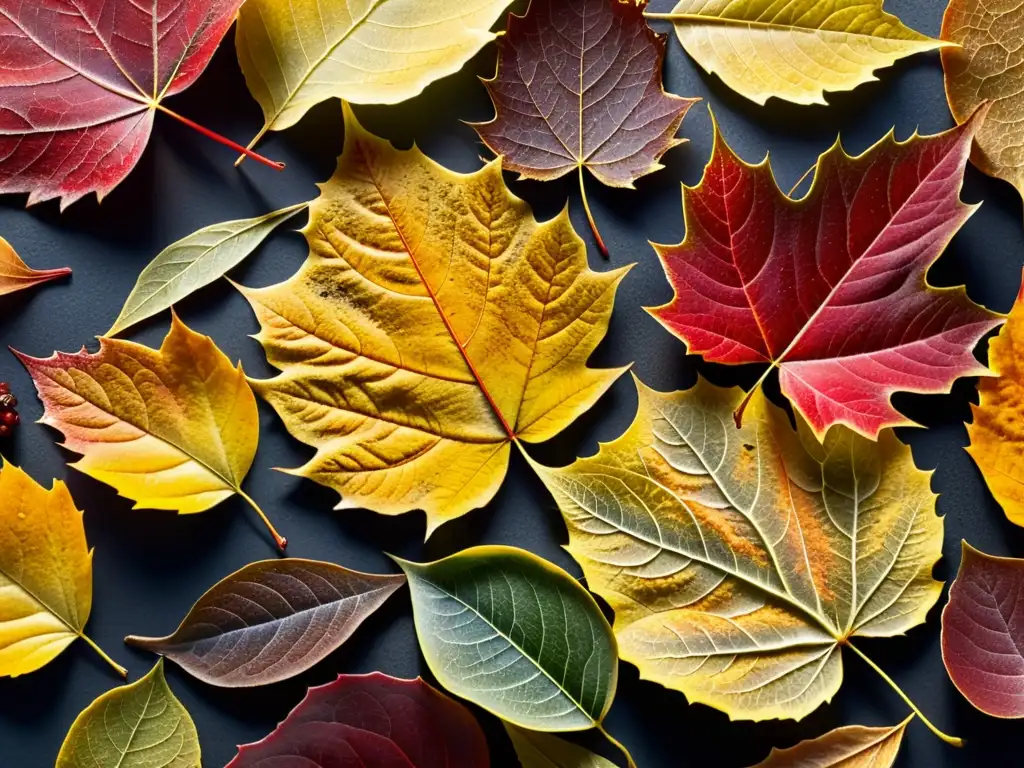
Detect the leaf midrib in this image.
<box><xmin>655</xmin><ymin>11</ymin><xmax>934</xmax><ymax>44</ymax></box>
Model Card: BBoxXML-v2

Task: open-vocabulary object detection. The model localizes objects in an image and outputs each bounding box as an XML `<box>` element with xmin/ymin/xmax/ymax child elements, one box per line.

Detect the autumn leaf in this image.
<box><xmin>645</xmin><ymin>0</ymin><xmax>945</xmax><ymax>106</ymax></box>
<box><xmin>227</xmin><ymin>672</ymin><xmax>490</xmax><ymax>767</ymax></box>
<box><xmin>0</xmin><ymin>237</ymin><xmax>70</xmax><ymax>298</ymax></box>
<box><xmin>966</xmin><ymin>271</ymin><xmax>1024</xmax><ymax>526</ymax></box>
<box><xmin>57</xmin><ymin>660</ymin><xmax>200</xmax><ymax>768</ymax></box>
<box><xmin>235</xmin><ymin>0</ymin><xmax>515</xmax><ymax>160</ymax></box>
<box><xmin>0</xmin><ymin>459</ymin><xmax>124</xmax><ymax>678</ymax></box>
<box><xmin>534</xmin><ymin>376</ymin><xmax>959</xmax><ymax>743</ymax></box>
<box><xmin>397</xmin><ymin>546</ymin><xmax>633</xmax><ymax>766</ymax></box>
<box><xmin>748</xmin><ymin>718</ymin><xmax>912</xmax><ymax>768</ymax></box>
<box><xmin>941</xmin><ymin>541</ymin><xmax>1024</xmax><ymax>718</ymax></box>
<box><xmin>649</xmin><ymin>112</ymin><xmax>1001</xmax><ymax>439</ymax></box>
<box><xmin>942</xmin><ymin>0</ymin><xmax>1024</xmax><ymax>203</ymax></box>
<box><xmin>108</xmin><ymin>203</ymin><xmax>308</xmax><ymax>338</ymax></box>
<box><xmin>0</xmin><ymin>0</ymin><xmax>281</xmax><ymax>209</ymax></box>
<box><xmin>126</xmin><ymin>559</ymin><xmax>404</xmax><ymax>686</ymax></box>
<box><xmin>474</xmin><ymin>0</ymin><xmax>697</xmax><ymax>255</ymax></box>
<box><xmin>505</xmin><ymin>724</ymin><xmax>617</xmax><ymax>768</ymax></box>
<box><xmin>14</xmin><ymin>314</ymin><xmax>286</xmax><ymax>550</ymax></box>
<box><xmin>241</xmin><ymin>106</ymin><xmax>628</xmax><ymax>536</ymax></box>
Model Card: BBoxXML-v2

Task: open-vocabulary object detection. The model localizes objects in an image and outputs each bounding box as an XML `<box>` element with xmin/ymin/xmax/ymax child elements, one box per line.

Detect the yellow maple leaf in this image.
<box><xmin>240</xmin><ymin>105</ymin><xmax>629</xmax><ymax>536</ymax></box>
<box><xmin>15</xmin><ymin>314</ymin><xmax>285</xmax><ymax>550</ymax></box>
<box><xmin>534</xmin><ymin>376</ymin><xmax>958</xmax><ymax>742</ymax></box>
<box><xmin>0</xmin><ymin>460</ymin><xmax>123</xmax><ymax>678</ymax></box>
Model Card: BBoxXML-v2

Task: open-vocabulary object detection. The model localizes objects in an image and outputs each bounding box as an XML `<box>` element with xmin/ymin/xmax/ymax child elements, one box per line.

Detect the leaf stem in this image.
<box><xmin>579</xmin><ymin>166</ymin><xmax>610</xmax><ymax>259</ymax></box>
<box><xmin>787</xmin><ymin>163</ymin><xmax>816</xmax><ymax>198</ymax></box>
<box><xmin>153</xmin><ymin>104</ymin><xmax>285</xmax><ymax>171</ymax></box>
<box><xmin>235</xmin><ymin>125</ymin><xmax>271</xmax><ymax>167</ymax></box>
<box><xmin>597</xmin><ymin>725</ymin><xmax>637</xmax><ymax>768</ymax></box>
<box><xmin>81</xmin><ymin>633</ymin><xmax>127</xmax><ymax>678</ymax></box>
<box><xmin>733</xmin><ymin>362</ymin><xmax>777</xmax><ymax>427</ymax></box>
<box><xmin>238</xmin><ymin>489</ymin><xmax>288</xmax><ymax>552</ymax></box>
<box><xmin>846</xmin><ymin>640</ymin><xmax>963</xmax><ymax>747</ymax></box>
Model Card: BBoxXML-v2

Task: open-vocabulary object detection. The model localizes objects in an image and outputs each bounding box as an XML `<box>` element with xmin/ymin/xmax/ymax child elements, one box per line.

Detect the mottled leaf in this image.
<box><xmin>749</xmin><ymin>718</ymin><xmax>911</xmax><ymax>767</ymax></box>
<box><xmin>227</xmin><ymin>672</ymin><xmax>490</xmax><ymax>767</ymax></box>
<box><xmin>56</xmin><ymin>660</ymin><xmax>200</xmax><ymax>768</ymax></box>
<box><xmin>649</xmin><ymin>113</ymin><xmax>1000</xmax><ymax>439</ymax></box>
<box><xmin>942</xmin><ymin>541</ymin><xmax>1024</xmax><ymax>718</ymax></box>
<box><xmin>126</xmin><ymin>559</ymin><xmax>404</xmax><ymax>687</ymax></box>
<box><xmin>505</xmin><ymin>723</ymin><xmax>617</xmax><ymax>768</ymax></box>
<box><xmin>0</xmin><ymin>237</ymin><xmax>69</xmax><ymax>298</ymax></box>
<box><xmin>398</xmin><ymin>546</ymin><xmax>618</xmax><ymax>732</ymax></box>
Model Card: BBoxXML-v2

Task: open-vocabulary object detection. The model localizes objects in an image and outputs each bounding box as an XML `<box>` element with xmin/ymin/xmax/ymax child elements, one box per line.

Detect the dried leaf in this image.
<box><xmin>941</xmin><ymin>541</ymin><xmax>1024</xmax><ymax>718</ymax></box>
<box><xmin>474</xmin><ymin>0</ymin><xmax>697</xmax><ymax>187</ymax></box>
<box><xmin>748</xmin><ymin>718</ymin><xmax>911</xmax><ymax>767</ymax></box>
<box><xmin>648</xmin><ymin>0</ymin><xmax>944</xmax><ymax>105</ymax></box>
<box><xmin>505</xmin><ymin>724</ymin><xmax>617</xmax><ymax>768</ymax></box>
<box><xmin>942</xmin><ymin>0</ymin><xmax>1024</xmax><ymax>202</ymax></box>
<box><xmin>0</xmin><ymin>0</ymin><xmax>245</xmax><ymax>208</ymax></box>
<box><xmin>649</xmin><ymin>113</ymin><xmax>1001</xmax><ymax>439</ymax></box>
<box><xmin>108</xmin><ymin>203</ymin><xmax>307</xmax><ymax>338</ymax></box>
<box><xmin>397</xmin><ymin>546</ymin><xmax>618</xmax><ymax>732</ymax></box>
<box><xmin>534</xmin><ymin>376</ymin><xmax>947</xmax><ymax>725</ymax></box>
<box><xmin>241</xmin><ymin>106</ymin><xmax>628</xmax><ymax>535</ymax></box>
<box><xmin>0</xmin><ymin>460</ymin><xmax>122</xmax><ymax>678</ymax></box>
<box><xmin>14</xmin><ymin>314</ymin><xmax>286</xmax><ymax>549</ymax></box>
<box><xmin>57</xmin><ymin>660</ymin><xmax>200</xmax><ymax>768</ymax></box>
<box><xmin>0</xmin><ymin>237</ymin><xmax>70</xmax><ymax>298</ymax></box>
<box><xmin>227</xmin><ymin>672</ymin><xmax>490</xmax><ymax>767</ymax></box>
<box><xmin>126</xmin><ymin>559</ymin><xmax>404</xmax><ymax>687</ymax></box>
<box><xmin>236</xmin><ymin>0</ymin><xmax>515</xmax><ymax>155</ymax></box>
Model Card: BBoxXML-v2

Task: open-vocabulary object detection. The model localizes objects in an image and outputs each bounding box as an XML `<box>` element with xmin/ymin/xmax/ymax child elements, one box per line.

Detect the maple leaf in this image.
<box><xmin>646</xmin><ymin>0</ymin><xmax>946</xmax><ymax>106</ymax></box>
<box><xmin>0</xmin><ymin>236</ymin><xmax>69</xmax><ymax>298</ymax></box>
<box><xmin>473</xmin><ymin>0</ymin><xmax>697</xmax><ymax>255</ymax></box>
<box><xmin>941</xmin><ymin>542</ymin><xmax>1024</xmax><ymax>718</ymax></box>
<box><xmin>0</xmin><ymin>459</ymin><xmax>124</xmax><ymax>678</ymax></box>
<box><xmin>649</xmin><ymin>112</ymin><xmax>1002</xmax><ymax>439</ymax></box>
<box><xmin>0</xmin><ymin>0</ymin><xmax>281</xmax><ymax>209</ymax></box>
<box><xmin>14</xmin><ymin>313</ymin><xmax>286</xmax><ymax>550</ymax></box>
<box><xmin>749</xmin><ymin>718</ymin><xmax>912</xmax><ymax>768</ymax></box>
<box><xmin>534</xmin><ymin>376</ymin><xmax>959</xmax><ymax>742</ymax></box>
<box><xmin>942</xmin><ymin>0</ymin><xmax>1024</xmax><ymax>203</ymax></box>
<box><xmin>228</xmin><ymin>673</ymin><xmax>490</xmax><ymax>768</ymax></box>
<box><xmin>235</xmin><ymin>0</ymin><xmax>515</xmax><ymax>161</ymax></box>
<box><xmin>241</xmin><ymin>106</ymin><xmax>628</xmax><ymax>537</ymax></box>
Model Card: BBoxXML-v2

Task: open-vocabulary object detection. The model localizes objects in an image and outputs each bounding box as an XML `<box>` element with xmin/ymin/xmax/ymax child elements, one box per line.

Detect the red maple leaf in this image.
<box><xmin>0</xmin><ymin>0</ymin><xmax>280</xmax><ymax>209</ymax></box>
<box><xmin>650</xmin><ymin>110</ymin><xmax>1002</xmax><ymax>439</ymax></box>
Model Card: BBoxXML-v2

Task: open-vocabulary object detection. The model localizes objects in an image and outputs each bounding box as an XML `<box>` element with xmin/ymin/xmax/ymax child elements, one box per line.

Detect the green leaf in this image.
<box><xmin>397</xmin><ymin>545</ymin><xmax>618</xmax><ymax>732</ymax></box>
<box><xmin>107</xmin><ymin>203</ymin><xmax>307</xmax><ymax>337</ymax></box>
<box><xmin>505</xmin><ymin>723</ymin><xmax>618</xmax><ymax>768</ymax></box>
<box><xmin>56</xmin><ymin>659</ymin><xmax>200</xmax><ymax>768</ymax></box>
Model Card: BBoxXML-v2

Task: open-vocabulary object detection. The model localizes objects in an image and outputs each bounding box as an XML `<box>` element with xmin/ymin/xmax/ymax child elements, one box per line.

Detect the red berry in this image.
<box><xmin>0</xmin><ymin>382</ymin><xmax>8</xmax><ymax>395</ymax></box>
<box><xmin>0</xmin><ymin>425</ymin><xmax>8</xmax><ymax>438</ymax></box>
<box><xmin>1</xmin><ymin>411</ymin><xmax>17</xmax><ymax>427</ymax></box>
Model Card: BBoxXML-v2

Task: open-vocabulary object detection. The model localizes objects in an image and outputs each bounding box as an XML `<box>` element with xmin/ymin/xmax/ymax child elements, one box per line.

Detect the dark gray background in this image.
<box><xmin>1</xmin><ymin>0</ymin><xmax>1022</xmax><ymax>765</ymax></box>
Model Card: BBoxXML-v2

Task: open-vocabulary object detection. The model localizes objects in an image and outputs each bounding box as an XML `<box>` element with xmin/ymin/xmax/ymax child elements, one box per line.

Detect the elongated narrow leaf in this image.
<box><xmin>942</xmin><ymin>542</ymin><xmax>1024</xmax><ymax>718</ymax></box>
<box><xmin>57</xmin><ymin>660</ymin><xmax>200</xmax><ymax>768</ymax></box>
<box><xmin>126</xmin><ymin>559</ymin><xmax>404</xmax><ymax>686</ymax></box>
<box><xmin>241</xmin><ymin>106</ymin><xmax>627</xmax><ymax>535</ymax></box>
<box><xmin>650</xmin><ymin>112</ymin><xmax>1000</xmax><ymax>438</ymax></box>
<box><xmin>651</xmin><ymin>0</ymin><xmax>945</xmax><ymax>105</ymax></box>
<box><xmin>108</xmin><ymin>203</ymin><xmax>307</xmax><ymax>337</ymax></box>
<box><xmin>505</xmin><ymin>724</ymin><xmax>616</xmax><ymax>768</ymax></box>
<box><xmin>228</xmin><ymin>672</ymin><xmax>490</xmax><ymax>767</ymax></box>
<box><xmin>749</xmin><ymin>718</ymin><xmax>911</xmax><ymax>767</ymax></box>
<box><xmin>0</xmin><ymin>237</ymin><xmax>69</xmax><ymax>297</ymax></box>
<box><xmin>236</xmin><ymin>0</ymin><xmax>515</xmax><ymax>151</ymax></box>
<box><xmin>534</xmin><ymin>376</ymin><xmax>945</xmax><ymax>723</ymax></box>
<box><xmin>398</xmin><ymin>545</ymin><xmax>618</xmax><ymax>732</ymax></box>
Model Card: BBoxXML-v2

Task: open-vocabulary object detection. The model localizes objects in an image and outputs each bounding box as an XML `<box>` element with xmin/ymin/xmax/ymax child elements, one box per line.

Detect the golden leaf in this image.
<box><xmin>241</xmin><ymin>105</ymin><xmax>628</xmax><ymax>536</ymax></box>
<box><xmin>534</xmin><ymin>376</ymin><xmax>956</xmax><ymax>740</ymax></box>
<box><xmin>15</xmin><ymin>314</ymin><xmax>285</xmax><ymax>549</ymax></box>
<box><xmin>0</xmin><ymin>460</ymin><xmax>123</xmax><ymax>678</ymax></box>
<box><xmin>0</xmin><ymin>236</ymin><xmax>69</xmax><ymax>298</ymax></box>
<box><xmin>749</xmin><ymin>717</ymin><xmax>911</xmax><ymax>767</ymax></box>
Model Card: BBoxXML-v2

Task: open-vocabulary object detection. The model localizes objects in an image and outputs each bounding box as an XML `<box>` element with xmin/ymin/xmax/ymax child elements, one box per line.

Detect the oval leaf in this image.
<box><xmin>126</xmin><ymin>559</ymin><xmax>404</xmax><ymax>687</ymax></box>
<box><xmin>398</xmin><ymin>545</ymin><xmax>617</xmax><ymax>732</ymax></box>
<box><xmin>227</xmin><ymin>672</ymin><xmax>490</xmax><ymax>767</ymax></box>
<box><xmin>0</xmin><ymin>237</ymin><xmax>69</xmax><ymax>298</ymax></box>
<box><xmin>749</xmin><ymin>718</ymin><xmax>911</xmax><ymax>767</ymax></box>
<box><xmin>108</xmin><ymin>203</ymin><xmax>307</xmax><ymax>337</ymax></box>
<box><xmin>505</xmin><ymin>724</ymin><xmax>616</xmax><ymax>768</ymax></box>
<box><xmin>942</xmin><ymin>541</ymin><xmax>1024</xmax><ymax>718</ymax></box>
<box><xmin>57</xmin><ymin>660</ymin><xmax>200</xmax><ymax>768</ymax></box>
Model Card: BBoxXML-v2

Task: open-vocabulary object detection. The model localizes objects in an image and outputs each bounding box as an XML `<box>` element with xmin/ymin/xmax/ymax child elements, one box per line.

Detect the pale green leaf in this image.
<box><xmin>505</xmin><ymin>723</ymin><xmax>618</xmax><ymax>768</ymax></box>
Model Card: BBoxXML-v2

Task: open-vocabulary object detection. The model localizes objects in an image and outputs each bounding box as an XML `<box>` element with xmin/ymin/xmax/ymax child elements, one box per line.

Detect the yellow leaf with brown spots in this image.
<box><xmin>532</xmin><ymin>376</ymin><xmax>945</xmax><ymax>723</ymax></box>
<box><xmin>968</xmin><ymin>277</ymin><xmax>1024</xmax><ymax>525</ymax></box>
